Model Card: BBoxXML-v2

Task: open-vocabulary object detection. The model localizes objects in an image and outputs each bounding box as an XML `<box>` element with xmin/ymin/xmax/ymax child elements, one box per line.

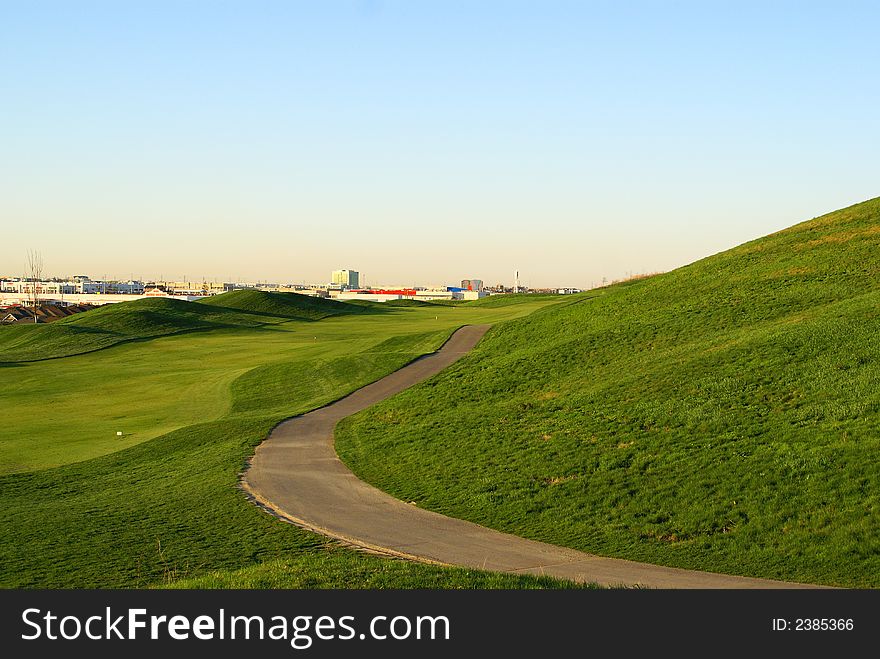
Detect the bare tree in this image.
<box><xmin>25</xmin><ymin>249</ymin><xmax>43</xmax><ymax>323</ymax></box>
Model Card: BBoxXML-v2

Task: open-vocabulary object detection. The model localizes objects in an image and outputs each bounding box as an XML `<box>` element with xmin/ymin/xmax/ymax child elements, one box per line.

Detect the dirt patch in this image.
<box><xmin>544</xmin><ymin>475</ymin><xmax>579</xmax><ymax>486</ymax></box>
<box><xmin>797</xmin><ymin>225</ymin><xmax>880</xmax><ymax>250</ymax></box>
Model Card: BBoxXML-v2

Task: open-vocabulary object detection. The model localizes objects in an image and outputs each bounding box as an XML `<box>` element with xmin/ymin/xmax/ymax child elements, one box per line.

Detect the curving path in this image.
<box><xmin>242</xmin><ymin>325</ymin><xmax>820</xmax><ymax>588</ymax></box>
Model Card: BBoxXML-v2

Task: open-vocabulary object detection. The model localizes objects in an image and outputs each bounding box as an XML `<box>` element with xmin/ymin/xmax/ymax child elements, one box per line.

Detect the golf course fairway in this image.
<box><xmin>1</xmin><ymin>292</ymin><xmax>579</xmax><ymax>588</ymax></box>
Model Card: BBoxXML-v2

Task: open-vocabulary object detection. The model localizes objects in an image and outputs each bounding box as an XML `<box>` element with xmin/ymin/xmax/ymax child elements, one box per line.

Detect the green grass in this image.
<box><xmin>0</xmin><ymin>294</ymin><xmax>568</xmax><ymax>588</ymax></box>
<box><xmin>379</xmin><ymin>299</ymin><xmax>442</xmax><ymax>307</ymax></box>
<box><xmin>164</xmin><ymin>556</ymin><xmax>594</xmax><ymax>589</ymax></box>
<box><xmin>337</xmin><ymin>196</ymin><xmax>880</xmax><ymax>588</ymax></box>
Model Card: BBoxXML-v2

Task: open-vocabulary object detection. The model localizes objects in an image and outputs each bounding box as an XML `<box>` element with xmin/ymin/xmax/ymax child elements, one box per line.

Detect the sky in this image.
<box><xmin>2</xmin><ymin>1</ymin><xmax>878</xmax><ymax>288</ymax></box>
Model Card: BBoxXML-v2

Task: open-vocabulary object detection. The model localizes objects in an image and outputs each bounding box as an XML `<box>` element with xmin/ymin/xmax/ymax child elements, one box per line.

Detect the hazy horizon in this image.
<box><xmin>3</xmin><ymin>1</ymin><xmax>878</xmax><ymax>288</ymax></box>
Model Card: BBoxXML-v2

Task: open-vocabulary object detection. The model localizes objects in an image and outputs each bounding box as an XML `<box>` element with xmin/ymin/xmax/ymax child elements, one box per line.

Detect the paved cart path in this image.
<box><xmin>242</xmin><ymin>325</ymin><xmax>819</xmax><ymax>589</ymax></box>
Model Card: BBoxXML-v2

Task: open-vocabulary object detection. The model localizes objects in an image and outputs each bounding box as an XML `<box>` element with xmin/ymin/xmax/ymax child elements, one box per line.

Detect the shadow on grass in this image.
<box><xmin>190</xmin><ymin>304</ymin><xmax>323</xmax><ymax>321</ymax></box>
<box><xmin>64</xmin><ymin>325</ymin><xmax>118</xmax><ymax>336</ymax></box>
<box><xmin>334</xmin><ymin>301</ymin><xmax>394</xmax><ymax>314</ymax></box>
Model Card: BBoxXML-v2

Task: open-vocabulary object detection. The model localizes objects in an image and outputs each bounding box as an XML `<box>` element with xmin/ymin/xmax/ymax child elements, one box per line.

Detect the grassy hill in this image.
<box><xmin>197</xmin><ymin>289</ymin><xmax>362</xmax><ymax>320</ymax></box>
<box><xmin>0</xmin><ymin>291</ymin><xmax>361</xmax><ymax>362</ymax></box>
<box><xmin>337</xmin><ymin>196</ymin><xmax>880</xmax><ymax>587</ymax></box>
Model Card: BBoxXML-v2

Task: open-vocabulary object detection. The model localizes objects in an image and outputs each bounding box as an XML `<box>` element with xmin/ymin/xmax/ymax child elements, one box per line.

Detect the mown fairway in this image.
<box><xmin>0</xmin><ymin>292</ymin><xmax>573</xmax><ymax>588</ymax></box>
<box><xmin>338</xmin><ymin>197</ymin><xmax>880</xmax><ymax>588</ymax></box>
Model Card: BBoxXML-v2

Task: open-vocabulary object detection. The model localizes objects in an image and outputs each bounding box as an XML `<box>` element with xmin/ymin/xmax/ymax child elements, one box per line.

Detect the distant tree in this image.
<box><xmin>25</xmin><ymin>249</ymin><xmax>43</xmax><ymax>323</ymax></box>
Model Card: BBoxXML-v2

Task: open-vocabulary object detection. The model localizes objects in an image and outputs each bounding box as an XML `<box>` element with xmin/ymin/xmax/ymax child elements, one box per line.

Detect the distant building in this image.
<box><xmin>335</xmin><ymin>287</ymin><xmax>487</xmax><ymax>303</ymax></box>
<box><xmin>147</xmin><ymin>280</ymin><xmax>229</xmax><ymax>295</ymax></box>
<box><xmin>331</xmin><ymin>269</ymin><xmax>359</xmax><ymax>289</ymax></box>
<box><xmin>0</xmin><ymin>278</ymin><xmax>144</xmax><ymax>295</ymax></box>
<box><xmin>460</xmin><ymin>279</ymin><xmax>483</xmax><ymax>292</ymax></box>
<box><xmin>336</xmin><ymin>291</ymin><xmax>408</xmax><ymax>303</ymax></box>
<box><xmin>105</xmin><ymin>280</ymin><xmax>145</xmax><ymax>295</ymax></box>
<box><xmin>459</xmin><ymin>290</ymin><xmax>487</xmax><ymax>300</ymax></box>
<box><xmin>415</xmin><ymin>289</ymin><xmax>454</xmax><ymax>301</ymax></box>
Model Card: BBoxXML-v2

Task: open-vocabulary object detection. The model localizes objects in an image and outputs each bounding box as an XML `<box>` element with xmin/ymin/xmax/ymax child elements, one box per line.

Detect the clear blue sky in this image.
<box><xmin>2</xmin><ymin>1</ymin><xmax>878</xmax><ymax>287</ymax></box>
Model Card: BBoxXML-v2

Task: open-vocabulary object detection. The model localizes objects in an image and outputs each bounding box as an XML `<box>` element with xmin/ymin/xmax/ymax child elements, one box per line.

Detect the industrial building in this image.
<box><xmin>0</xmin><ymin>277</ymin><xmax>144</xmax><ymax>296</ymax></box>
<box><xmin>335</xmin><ymin>287</ymin><xmax>487</xmax><ymax>303</ymax></box>
<box><xmin>0</xmin><ymin>278</ymin><xmax>206</xmax><ymax>307</ymax></box>
<box><xmin>460</xmin><ymin>279</ymin><xmax>484</xmax><ymax>292</ymax></box>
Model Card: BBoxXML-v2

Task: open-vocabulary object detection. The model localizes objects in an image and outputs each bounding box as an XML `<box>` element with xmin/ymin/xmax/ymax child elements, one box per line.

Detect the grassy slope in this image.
<box><xmin>0</xmin><ymin>290</ymin><xmax>359</xmax><ymax>363</ymax></box>
<box><xmin>462</xmin><ymin>292</ymin><xmax>564</xmax><ymax>307</ymax></box>
<box><xmin>197</xmin><ymin>289</ymin><xmax>363</xmax><ymax>319</ymax></box>
<box><xmin>337</xmin><ymin>197</ymin><xmax>880</xmax><ymax>587</ymax></box>
<box><xmin>0</xmin><ymin>297</ymin><xmax>570</xmax><ymax>588</ymax></box>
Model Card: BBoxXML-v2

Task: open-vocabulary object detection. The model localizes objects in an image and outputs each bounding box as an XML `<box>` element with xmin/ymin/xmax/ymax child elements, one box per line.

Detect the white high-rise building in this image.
<box><xmin>331</xmin><ymin>269</ymin><xmax>360</xmax><ymax>288</ymax></box>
